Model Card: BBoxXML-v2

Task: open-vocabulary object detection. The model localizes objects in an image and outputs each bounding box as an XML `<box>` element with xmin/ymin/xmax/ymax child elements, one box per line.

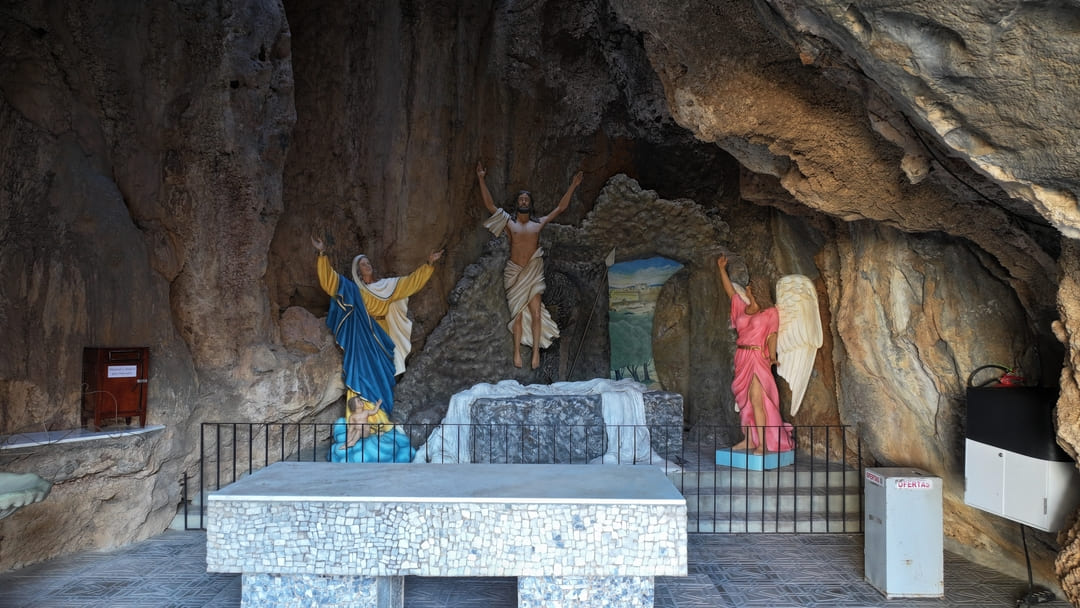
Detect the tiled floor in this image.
<box><xmin>0</xmin><ymin>530</ymin><xmax>1070</xmax><ymax>607</ymax></box>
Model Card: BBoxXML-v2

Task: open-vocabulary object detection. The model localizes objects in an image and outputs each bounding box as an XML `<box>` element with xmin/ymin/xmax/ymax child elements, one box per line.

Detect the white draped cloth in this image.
<box><xmin>414</xmin><ymin>378</ymin><xmax>678</xmax><ymax>470</ymax></box>
<box><xmin>359</xmin><ymin>277</ymin><xmax>411</xmax><ymax>376</ymax></box>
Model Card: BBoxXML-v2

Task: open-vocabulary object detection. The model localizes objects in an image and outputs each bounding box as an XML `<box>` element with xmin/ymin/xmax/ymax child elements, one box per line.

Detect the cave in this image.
<box><xmin>3</xmin><ymin>0</ymin><xmax>1080</xmax><ymax>602</ymax></box>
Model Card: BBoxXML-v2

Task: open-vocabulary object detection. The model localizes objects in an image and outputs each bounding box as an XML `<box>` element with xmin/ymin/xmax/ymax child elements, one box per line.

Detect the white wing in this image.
<box><xmin>775</xmin><ymin>275</ymin><xmax>822</xmax><ymax>416</ymax></box>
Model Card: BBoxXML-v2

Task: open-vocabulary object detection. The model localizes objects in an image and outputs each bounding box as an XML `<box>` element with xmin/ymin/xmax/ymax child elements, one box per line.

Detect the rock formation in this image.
<box><xmin>2</xmin><ymin>0</ymin><xmax>1079</xmax><ymax>599</ymax></box>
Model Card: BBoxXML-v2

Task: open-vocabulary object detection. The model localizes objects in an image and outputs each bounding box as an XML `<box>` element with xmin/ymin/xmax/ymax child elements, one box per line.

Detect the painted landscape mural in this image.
<box><xmin>607</xmin><ymin>257</ymin><xmax>683</xmax><ymax>388</ymax></box>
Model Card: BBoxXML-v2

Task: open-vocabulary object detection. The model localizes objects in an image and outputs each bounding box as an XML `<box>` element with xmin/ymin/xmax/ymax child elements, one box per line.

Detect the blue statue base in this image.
<box><xmin>327</xmin><ymin>418</ymin><xmax>415</xmax><ymax>463</ymax></box>
<box><xmin>715</xmin><ymin>449</ymin><xmax>794</xmax><ymax>470</ymax></box>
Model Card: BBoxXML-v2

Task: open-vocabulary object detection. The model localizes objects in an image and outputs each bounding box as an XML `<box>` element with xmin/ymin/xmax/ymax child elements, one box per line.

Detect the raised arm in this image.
<box><xmin>538</xmin><ymin>170</ymin><xmax>583</xmax><ymax>227</ymax></box>
<box><xmin>716</xmin><ymin>255</ymin><xmax>736</xmax><ymax>300</ymax></box>
<box><xmin>312</xmin><ymin>234</ymin><xmax>340</xmax><ymax>296</ymax></box>
<box><xmin>391</xmin><ymin>258</ymin><xmax>437</xmax><ymax>300</ymax></box>
<box><xmin>476</xmin><ymin>161</ymin><xmax>497</xmax><ymax>214</ymax></box>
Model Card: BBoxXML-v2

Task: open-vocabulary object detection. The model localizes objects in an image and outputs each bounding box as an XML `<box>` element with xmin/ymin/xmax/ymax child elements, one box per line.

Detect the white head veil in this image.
<box><xmin>351</xmin><ymin>254</ymin><xmax>368</xmax><ymax>287</ymax></box>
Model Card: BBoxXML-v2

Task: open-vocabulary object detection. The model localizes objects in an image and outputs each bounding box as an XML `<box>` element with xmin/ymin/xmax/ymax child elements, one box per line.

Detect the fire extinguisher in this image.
<box><xmin>997</xmin><ymin>368</ymin><xmax>1024</xmax><ymax>387</ymax></box>
<box><xmin>967</xmin><ymin>364</ymin><xmax>1024</xmax><ymax>388</ymax></box>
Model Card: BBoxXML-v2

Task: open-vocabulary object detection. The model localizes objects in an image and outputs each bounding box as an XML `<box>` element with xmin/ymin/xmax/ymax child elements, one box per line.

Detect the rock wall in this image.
<box><xmin>0</xmin><ymin>0</ymin><xmax>315</xmax><ymax>569</ymax></box>
<box><xmin>1055</xmin><ymin>239</ymin><xmax>1080</xmax><ymax>599</ymax></box>
<box><xmin>2</xmin><ymin>0</ymin><xmax>1080</xmax><ymax>598</ymax></box>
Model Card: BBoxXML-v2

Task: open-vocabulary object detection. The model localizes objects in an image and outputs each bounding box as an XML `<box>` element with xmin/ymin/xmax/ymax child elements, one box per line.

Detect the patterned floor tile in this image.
<box><xmin>0</xmin><ymin>530</ymin><xmax>1074</xmax><ymax>608</ymax></box>
<box><xmin>408</xmin><ymin>576</ymin><xmax>516</xmax><ymax>607</ymax></box>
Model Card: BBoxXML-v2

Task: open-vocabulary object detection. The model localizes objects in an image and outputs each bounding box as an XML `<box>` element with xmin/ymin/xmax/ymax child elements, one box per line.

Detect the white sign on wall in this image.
<box><xmin>107</xmin><ymin>365</ymin><xmax>138</xmax><ymax>378</ymax></box>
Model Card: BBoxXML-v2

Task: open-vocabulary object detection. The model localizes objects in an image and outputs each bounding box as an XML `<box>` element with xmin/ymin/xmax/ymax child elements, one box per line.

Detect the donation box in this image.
<box><xmin>864</xmin><ymin>467</ymin><xmax>943</xmax><ymax>599</ymax></box>
<box><xmin>81</xmin><ymin>347</ymin><xmax>149</xmax><ymax>431</ymax></box>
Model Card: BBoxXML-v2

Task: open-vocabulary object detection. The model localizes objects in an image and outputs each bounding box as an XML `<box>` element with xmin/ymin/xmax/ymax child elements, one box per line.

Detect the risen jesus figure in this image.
<box><xmin>476</xmin><ymin>161</ymin><xmax>583</xmax><ymax>369</ymax></box>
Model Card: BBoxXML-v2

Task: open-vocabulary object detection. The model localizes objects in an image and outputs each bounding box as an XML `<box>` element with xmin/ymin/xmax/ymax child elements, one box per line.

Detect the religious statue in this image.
<box><xmin>313</xmin><ymin>235</ymin><xmax>441</xmax><ymax>462</ymax></box>
<box><xmin>475</xmin><ymin>161</ymin><xmax>583</xmax><ymax>369</ymax></box>
<box><xmin>716</xmin><ymin>255</ymin><xmax>822</xmax><ymax>454</ymax></box>
<box><xmin>328</xmin><ymin>396</ymin><xmax>415</xmax><ymax>463</ymax></box>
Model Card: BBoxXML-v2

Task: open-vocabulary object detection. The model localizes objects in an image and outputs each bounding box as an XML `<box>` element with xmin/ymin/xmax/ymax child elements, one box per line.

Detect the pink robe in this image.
<box><xmin>731</xmin><ymin>296</ymin><xmax>794</xmax><ymax>452</ymax></box>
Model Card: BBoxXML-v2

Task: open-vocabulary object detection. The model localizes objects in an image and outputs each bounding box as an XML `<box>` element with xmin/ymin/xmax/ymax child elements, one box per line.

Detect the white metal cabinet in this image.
<box><xmin>965</xmin><ymin>438</ymin><xmax>1080</xmax><ymax>532</ymax></box>
<box><xmin>964</xmin><ymin>386</ymin><xmax>1080</xmax><ymax>533</ymax></box>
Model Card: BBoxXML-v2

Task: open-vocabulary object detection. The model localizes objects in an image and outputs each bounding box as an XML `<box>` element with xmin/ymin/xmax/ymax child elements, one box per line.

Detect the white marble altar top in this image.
<box><xmin>209</xmin><ymin>462</ymin><xmax>685</xmax><ymax>505</ymax></box>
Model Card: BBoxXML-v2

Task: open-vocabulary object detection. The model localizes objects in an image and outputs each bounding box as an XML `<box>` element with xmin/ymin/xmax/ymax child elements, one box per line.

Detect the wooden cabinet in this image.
<box><xmin>81</xmin><ymin>347</ymin><xmax>149</xmax><ymax>431</ymax></box>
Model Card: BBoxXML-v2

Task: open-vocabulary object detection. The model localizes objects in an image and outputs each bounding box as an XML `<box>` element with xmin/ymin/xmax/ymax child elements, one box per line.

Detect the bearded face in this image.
<box><xmin>516</xmin><ymin>191</ymin><xmax>532</xmax><ymax>215</ymax></box>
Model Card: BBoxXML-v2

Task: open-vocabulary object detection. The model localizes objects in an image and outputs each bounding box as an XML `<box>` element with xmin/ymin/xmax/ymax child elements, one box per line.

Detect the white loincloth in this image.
<box><xmin>413</xmin><ymin>378</ymin><xmax>678</xmax><ymax>470</ymax></box>
<box><xmin>504</xmin><ymin>249</ymin><xmax>560</xmax><ymax>348</ymax></box>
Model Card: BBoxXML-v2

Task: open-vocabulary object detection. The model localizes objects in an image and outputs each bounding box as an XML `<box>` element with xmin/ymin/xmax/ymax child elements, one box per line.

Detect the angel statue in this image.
<box><xmin>716</xmin><ymin>255</ymin><xmax>822</xmax><ymax>454</ymax></box>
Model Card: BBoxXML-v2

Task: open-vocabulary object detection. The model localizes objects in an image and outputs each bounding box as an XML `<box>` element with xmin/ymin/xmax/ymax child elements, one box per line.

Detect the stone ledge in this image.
<box><xmin>0</xmin><ymin>425</ymin><xmax>165</xmax><ymax>451</ymax></box>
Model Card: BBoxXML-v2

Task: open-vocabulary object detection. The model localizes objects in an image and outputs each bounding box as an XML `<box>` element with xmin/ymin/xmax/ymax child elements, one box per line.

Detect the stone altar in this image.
<box><xmin>206</xmin><ymin>461</ymin><xmax>687</xmax><ymax>607</ymax></box>
<box><xmin>414</xmin><ymin>379</ymin><xmax>683</xmax><ymax>468</ymax></box>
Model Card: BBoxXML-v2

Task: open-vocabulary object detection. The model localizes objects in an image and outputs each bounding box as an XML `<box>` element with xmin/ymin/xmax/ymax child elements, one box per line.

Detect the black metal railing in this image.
<box><xmin>185</xmin><ymin>422</ymin><xmax>864</xmax><ymax>534</ymax></box>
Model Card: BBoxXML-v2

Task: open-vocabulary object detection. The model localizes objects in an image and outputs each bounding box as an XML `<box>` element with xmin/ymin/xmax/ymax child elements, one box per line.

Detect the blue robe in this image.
<box><xmin>325</xmin><ymin>273</ymin><xmax>397</xmax><ymax>413</ymax></box>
